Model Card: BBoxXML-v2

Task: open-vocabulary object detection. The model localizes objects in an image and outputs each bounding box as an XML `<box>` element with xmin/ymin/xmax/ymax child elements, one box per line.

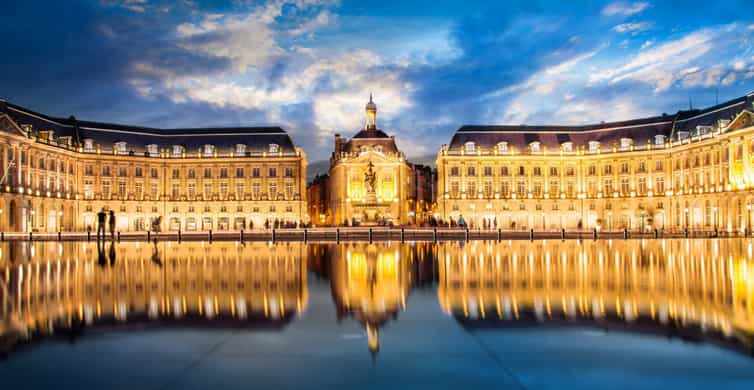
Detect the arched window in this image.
<box><xmin>172</xmin><ymin>145</ymin><xmax>184</xmax><ymax>157</ymax></box>
<box><xmin>235</xmin><ymin>144</ymin><xmax>247</xmax><ymax>155</ymax></box>
<box><xmin>269</xmin><ymin>144</ymin><xmax>280</xmax><ymax>153</ymax></box>
<box><xmin>588</xmin><ymin>141</ymin><xmax>600</xmax><ymax>153</ymax></box>
<box><xmin>497</xmin><ymin>142</ymin><xmax>508</xmax><ymax>153</ymax></box>
<box><xmin>464</xmin><ymin>141</ymin><xmax>476</xmax><ymax>154</ymax></box>
<box><xmin>147</xmin><ymin>144</ymin><xmax>159</xmax><ymax>157</ymax></box>
<box><xmin>203</xmin><ymin>144</ymin><xmax>215</xmax><ymax>157</ymax></box>
<box><xmin>529</xmin><ymin>141</ymin><xmax>541</xmax><ymax>154</ymax></box>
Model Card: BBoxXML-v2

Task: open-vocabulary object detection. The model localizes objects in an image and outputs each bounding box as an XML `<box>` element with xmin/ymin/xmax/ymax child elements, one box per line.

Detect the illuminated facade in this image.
<box><xmin>0</xmin><ymin>241</ymin><xmax>308</xmax><ymax>339</ymax></box>
<box><xmin>437</xmin><ymin>239</ymin><xmax>754</xmax><ymax>341</ymax></box>
<box><xmin>437</xmin><ymin>93</ymin><xmax>754</xmax><ymax>232</ymax></box>
<box><xmin>0</xmin><ymin>101</ymin><xmax>307</xmax><ymax>232</ymax></box>
<box><xmin>325</xmin><ymin>96</ymin><xmax>420</xmax><ymax>226</ymax></box>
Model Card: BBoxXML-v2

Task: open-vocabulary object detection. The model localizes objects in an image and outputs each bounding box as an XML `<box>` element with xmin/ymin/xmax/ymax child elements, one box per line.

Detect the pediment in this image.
<box><xmin>0</xmin><ymin>113</ymin><xmax>27</xmax><ymax>137</ymax></box>
<box><xmin>727</xmin><ymin>109</ymin><xmax>754</xmax><ymax>132</ymax></box>
<box><xmin>348</xmin><ymin>150</ymin><xmax>401</xmax><ymax>164</ymax></box>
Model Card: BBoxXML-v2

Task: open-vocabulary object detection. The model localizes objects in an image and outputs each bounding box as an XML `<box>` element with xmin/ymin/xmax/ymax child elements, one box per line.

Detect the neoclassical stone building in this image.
<box><xmin>436</xmin><ymin>92</ymin><xmax>754</xmax><ymax>232</ymax></box>
<box><xmin>324</xmin><ymin>96</ymin><xmax>423</xmax><ymax>226</ymax></box>
<box><xmin>0</xmin><ymin>100</ymin><xmax>307</xmax><ymax>232</ymax></box>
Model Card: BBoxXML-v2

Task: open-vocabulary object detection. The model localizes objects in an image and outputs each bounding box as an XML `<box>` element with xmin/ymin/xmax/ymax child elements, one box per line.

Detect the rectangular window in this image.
<box><xmin>172</xmin><ymin>183</ymin><xmax>179</xmax><ymax>199</ymax></box>
<box><xmin>467</xmin><ymin>166</ymin><xmax>476</xmax><ymax>176</ymax></box>
<box><xmin>269</xmin><ymin>168</ymin><xmax>277</xmax><ymax>177</ymax></box>
<box><xmin>151</xmin><ymin>168</ymin><xmax>159</xmax><ymax>178</ymax></box>
<box><xmin>603</xmin><ymin>179</ymin><xmax>612</xmax><ymax>194</ymax></box>
<box><xmin>172</xmin><ymin>169</ymin><xmax>180</xmax><ymax>179</ymax></box>
<box><xmin>252</xmin><ymin>167</ymin><xmax>261</xmax><ymax>177</ymax></box>
<box><xmin>483</xmin><ymin>166</ymin><xmax>492</xmax><ymax>176</ymax></box>
<box><xmin>236</xmin><ymin>182</ymin><xmax>245</xmax><ymax>198</ymax></box>
<box><xmin>285</xmin><ymin>182</ymin><xmax>295</xmax><ymax>199</ymax></box>
<box><xmin>135</xmin><ymin>167</ymin><xmax>143</xmax><ymax>177</ymax></box>
<box><xmin>150</xmin><ymin>183</ymin><xmax>158</xmax><ymax>198</ymax></box>
<box><xmin>450</xmin><ymin>167</ymin><xmax>460</xmax><ymax>176</ymax></box>
<box><xmin>655</xmin><ymin>177</ymin><xmax>664</xmax><ymax>194</ymax></box>
<box><xmin>500</xmin><ymin>166</ymin><xmax>509</xmax><ymax>176</ymax></box>
<box><xmin>236</xmin><ymin>168</ymin><xmax>244</xmax><ymax>178</ymax></box>
<box><xmin>269</xmin><ymin>182</ymin><xmax>277</xmax><ymax>198</ymax></box>
<box><xmin>220</xmin><ymin>168</ymin><xmax>228</xmax><ymax>178</ymax></box>
<box><xmin>285</xmin><ymin>167</ymin><xmax>294</xmax><ymax>177</ymax></box>
<box><xmin>450</xmin><ymin>181</ymin><xmax>460</xmax><ymax>198</ymax></box>
<box><xmin>252</xmin><ymin>182</ymin><xmax>261</xmax><ymax>199</ymax></box>
<box><xmin>135</xmin><ymin>183</ymin><xmax>143</xmax><ymax>199</ymax></box>
<box><xmin>118</xmin><ymin>181</ymin><xmax>127</xmax><ymax>197</ymax></box>
<box><xmin>204</xmin><ymin>168</ymin><xmax>212</xmax><ymax>178</ymax></box>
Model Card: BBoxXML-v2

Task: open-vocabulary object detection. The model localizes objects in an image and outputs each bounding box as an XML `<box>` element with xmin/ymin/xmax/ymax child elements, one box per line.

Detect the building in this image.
<box><xmin>306</xmin><ymin>173</ymin><xmax>330</xmax><ymax>226</ymax></box>
<box><xmin>326</xmin><ymin>95</ymin><xmax>430</xmax><ymax>226</ymax></box>
<box><xmin>0</xmin><ymin>100</ymin><xmax>308</xmax><ymax>232</ymax></box>
<box><xmin>436</xmin><ymin>92</ymin><xmax>754</xmax><ymax>232</ymax></box>
<box><xmin>407</xmin><ymin>163</ymin><xmax>436</xmax><ymax>225</ymax></box>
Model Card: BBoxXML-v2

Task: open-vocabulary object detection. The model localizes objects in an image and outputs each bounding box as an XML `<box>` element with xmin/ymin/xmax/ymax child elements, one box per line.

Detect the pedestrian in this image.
<box><xmin>108</xmin><ymin>210</ymin><xmax>116</xmax><ymax>238</ymax></box>
<box><xmin>96</xmin><ymin>208</ymin><xmax>107</xmax><ymax>239</ymax></box>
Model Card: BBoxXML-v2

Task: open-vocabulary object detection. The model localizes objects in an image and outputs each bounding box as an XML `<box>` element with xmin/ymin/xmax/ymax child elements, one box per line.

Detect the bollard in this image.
<box><xmin>433</xmin><ymin>228</ymin><xmax>437</xmax><ymax>242</ymax></box>
<box><xmin>684</xmin><ymin>228</ymin><xmax>689</xmax><ymax>238</ymax></box>
<box><xmin>465</xmin><ymin>228</ymin><xmax>469</xmax><ymax>242</ymax></box>
<box><xmin>497</xmin><ymin>228</ymin><xmax>502</xmax><ymax>242</ymax></box>
<box><xmin>58</xmin><ymin>231</ymin><xmax>62</xmax><ymax>241</ymax></box>
<box><xmin>178</xmin><ymin>229</ymin><xmax>181</xmax><ymax>242</ymax></box>
<box><xmin>87</xmin><ymin>231</ymin><xmax>91</xmax><ymax>241</ymax></box>
<box><xmin>304</xmin><ymin>228</ymin><xmax>308</xmax><ymax>242</ymax></box>
<box><xmin>272</xmin><ymin>228</ymin><xmax>276</xmax><ymax>242</ymax></box>
<box><xmin>147</xmin><ymin>230</ymin><xmax>151</xmax><ymax>241</ymax></box>
<box><xmin>29</xmin><ymin>232</ymin><xmax>32</xmax><ymax>241</ymax></box>
<box><xmin>529</xmin><ymin>228</ymin><xmax>534</xmax><ymax>241</ymax></box>
<box><xmin>209</xmin><ymin>229</ymin><xmax>213</xmax><ymax>242</ymax></box>
<box><xmin>623</xmin><ymin>228</ymin><xmax>628</xmax><ymax>239</ymax></box>
<box><xmin>400</xmin><ymin>228</ymin><xmax>405</xmax><ymax>243</ymax></box>
<box><xmin>240</xmin><ymin>229</ymin><xmax>244</xmax><ymax>242</ymax></box>
<box><xmin>117</xmin><ymin>231</ymin><xmax>121</xmax><ymax>242</ymax></box>
<box><xmin>593</xmin><ymin>228</ymin><xmax>597</xmax><ymax>240</ymax></box>
<box><xmin>336</xmin><ymin>228</ymin><xmax>340</xmax><ymax>242</ymax></box>
<box><xmin>369</xmin><ymin>228</ymin><xmax>373</xmax><ymax>243</ymax></box>
<box><xmin>654</xmin><ymin>228</ymin><xmax>659</xmax><ymax>239</ymax></box>
<box><xmin>1</xmin><ymin>232</ymin><xmax>4</xmax><ymax>241</ymax></box>
<box><xmin>561</xmin><ymin>228</ymin><xmax>565</xmax><ymax>241</ymax></box>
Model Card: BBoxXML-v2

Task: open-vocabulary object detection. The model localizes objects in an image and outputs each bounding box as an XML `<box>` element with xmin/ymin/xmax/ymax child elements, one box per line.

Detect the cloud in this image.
<box><xmin>613</xmin><ymin>22</ymin><xmax>652</xmax><ymax>34</ymax></box>
<box><xmin>601</xmin><ymin>2</ymin><xmax>650</xmax><ymax>17</ymax></box>
<box><xmin>590</xmin><ymin>28</ymin><xmax>715</xmax><ymax>91</ymax></box>
<box><xmin>110</xmin><ymin>0</ymin><xmax>148</xmax><ymax>13</ymax></box>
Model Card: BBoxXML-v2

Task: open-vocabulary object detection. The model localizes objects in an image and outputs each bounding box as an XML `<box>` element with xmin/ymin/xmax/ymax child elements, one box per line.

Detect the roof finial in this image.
<box><xmin>369</xmin><ymin>93</ymin><xmax>373</xmax><ymax>103</ymax></box>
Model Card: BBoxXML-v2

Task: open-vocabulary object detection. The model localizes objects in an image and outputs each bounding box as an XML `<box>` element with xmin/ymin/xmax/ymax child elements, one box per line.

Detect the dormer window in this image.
<box><xmin>718</xmin><ymin>119</ymin><xmax>731</xmax><ymax>129</ymax></box>
<box><xmin>235</xmin><ymin>144</ymin><xmax>247</xmax><ymax>155</ymax></box>
<box><xmin>529</xmin><ymin>141</ymin><xmax>541</xmax><ymax>154</ymax></box>
<box><xmin>695</xmin><ymin>125</ymin><xmax>713</xmax><ymax>136</ymax></box>
<box><xmin>464</xmin><ymin>141</ymin><xmax>476</xmax><ymax>154</ymax></box>
<box><xmin>677</xmin><ymin>131</ymin><xmax>689</xmax><ymax>141</ymax></box>
<box><xmin>58</xmin><ymin>136</ymin><xmax>72</xmax><ymax>147</ymax></box>
<box><xmin>654</xmin><ymin>135</ymin><xmax>666</xmax><ymax>145</ymax></box>
<box><xmin>114</xmin><ymin>141</ymin><xmax>127</xmax><ymax>154</ymax></box>
<box><xmin>619</xmin><ymin>138</ymin><xmax>633</xmax><ymax>150</ymax></box>
<box><xmin>359</xmin><ymin>145</ymin><xmax>368</xmax><ymax>154</ymax></box>
<box><xmin>374</xmin><ymin>145</ymin><xmax>383</xmax><ymax>154</ymax></box>
<box><xmin>147</xmin><ymin>144</ymin><xmax>159</xmax><ymax>157</ymax></box>
<box><xmin>203</xmin><ymin>144</ymin><xmax>215</xmax><ymax>157</ymax></box>
<box><xmin>172</xmin><ymin>145</ymin><xmax>184</xmax><ymax>157</ymax></box>
<box><xmin>83</xmin><ymin>138</ymin><xmax>95</xmax><ymax>152</ymax></box>
<box><xmin>269</xmin><ymin>143</ymin><xmax>280</xmax><ymax>153</ymax></box>
<box><xmin>588</xmin><ymin>141</ymin><xmax>600</xmax><ymax>153</ymax></box>
<box><xmin>561</xmin><ymin>141</ymin><xmax>573</xmax><ymax>153</ymax></box>
<box><xmin>497</xmin><ymin>142</ymin><xmax>508</xmax><ymax>154</ymax></box>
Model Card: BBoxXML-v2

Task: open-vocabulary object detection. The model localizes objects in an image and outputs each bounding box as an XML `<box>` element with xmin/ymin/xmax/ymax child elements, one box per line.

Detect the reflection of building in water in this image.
<box><xmin>438</xmin><ymin>240</ymin><xmax>754</xmax><ymax>349</ymax></box>
<box><xmin>0</xmin><ymin>241</ymin><xmax>307</xmax><ymax>346</ymax></box>
<box><xmin>326</xmin><ymin>242</ymin><xmax>436</xmax><ymax>354</ymax></box>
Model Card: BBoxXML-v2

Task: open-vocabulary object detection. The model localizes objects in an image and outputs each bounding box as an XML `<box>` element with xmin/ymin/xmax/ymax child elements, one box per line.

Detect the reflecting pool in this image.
<box><xmin>1</xmin><ymin>239</ymin><xmax>754</xmax><ymax>389</ymax></box>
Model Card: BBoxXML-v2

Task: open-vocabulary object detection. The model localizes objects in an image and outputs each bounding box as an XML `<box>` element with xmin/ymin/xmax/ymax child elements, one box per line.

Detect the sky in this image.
<box><xmin>1</xmin><ymin>0</ymin><xmax>754</xmax><ymax>162</ymax></box>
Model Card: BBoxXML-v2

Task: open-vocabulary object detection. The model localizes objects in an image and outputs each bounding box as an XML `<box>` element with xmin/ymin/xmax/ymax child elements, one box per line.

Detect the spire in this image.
<box><xmin>365</xmin><ymin>94</ymin><xmax>377</xmax><ymax>130</ymax></box>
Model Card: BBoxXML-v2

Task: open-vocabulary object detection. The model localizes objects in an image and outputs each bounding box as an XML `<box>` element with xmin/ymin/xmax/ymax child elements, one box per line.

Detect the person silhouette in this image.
<box><xmin>97</xmin><ymin>239</ymin><xmax>107</xmax><ymax>267</ymax></box>
<box><xmin>108</xmin><ymin>241</ymin><xmax>116</xmax><ymax>266</ymax></box>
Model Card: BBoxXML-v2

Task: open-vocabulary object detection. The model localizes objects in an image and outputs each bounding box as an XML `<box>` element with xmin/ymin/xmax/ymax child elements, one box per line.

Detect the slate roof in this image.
<box><xmin>341</xmin><ymin>127</ymin><xmax>400</xmax><ymax>154</ymax></box>
<box><xmin>0</xmin><ymin>100</ymin><xmax>297</xmax><ymax>154</ymax></box>
<box><xmin>448</xmin><ymin>93</ymin><xmax>754</xmax><ymax>152</ymax></box>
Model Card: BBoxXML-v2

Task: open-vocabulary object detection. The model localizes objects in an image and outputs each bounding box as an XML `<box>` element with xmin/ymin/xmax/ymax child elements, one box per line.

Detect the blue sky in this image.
<box><xmin>1</xmin><ymin>0</ymin><xmax>753</xmax><ymax>161</ymax></box>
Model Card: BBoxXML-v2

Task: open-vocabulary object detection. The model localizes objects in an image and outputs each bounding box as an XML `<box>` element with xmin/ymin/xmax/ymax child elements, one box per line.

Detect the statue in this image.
<box><xmin>364</xmin><ymin>161</ymin><xmax>377</xmax><ymax>194</ymax></box>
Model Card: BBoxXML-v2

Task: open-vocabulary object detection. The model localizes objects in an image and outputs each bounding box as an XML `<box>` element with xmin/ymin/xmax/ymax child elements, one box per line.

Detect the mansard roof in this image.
<box><xmin>448</xmin><ymin>93</ymin><xmax>754</xmax><ymax>152</ymax></box>
<box><xmin>0</xmin><ymin>100</ymin><xmax>297</xmax><ymax>154</ymax></box>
